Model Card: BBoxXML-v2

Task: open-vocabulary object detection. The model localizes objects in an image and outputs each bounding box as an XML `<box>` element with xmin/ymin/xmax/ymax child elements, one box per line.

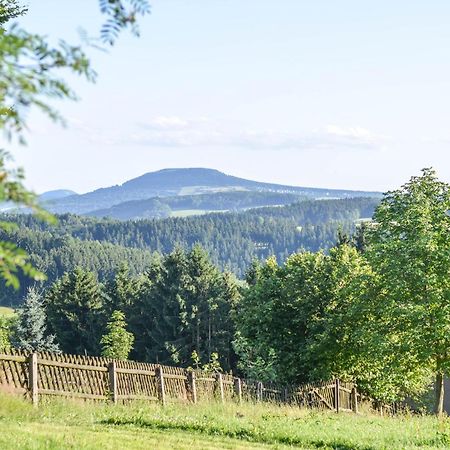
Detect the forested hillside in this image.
<box><xmin>86</xmin><ymin>191</ymin><xmax>307</xmax><ymax>220</ymax></box>
<box><xmin>0</xmin><ymin>197</ymin><xmax>378</xmax><ymax>305</ymax></box>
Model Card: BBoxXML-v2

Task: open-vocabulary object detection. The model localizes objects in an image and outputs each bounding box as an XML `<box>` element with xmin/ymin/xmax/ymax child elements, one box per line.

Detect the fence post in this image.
<box><xmin>283</xmin><ymin>387</ymin><xmax>289</xmax><ymax>404</ymax></box>
<box><xmin>108</xmin><ymin>361</ymin><xmax>118</xmax><ymax>404</ymax></box>
<box><xmin>216</xmin><ymin>372</ymin><xmax>224</xmax><ymax>403</ymax></box>
<box><xmin>156</xmin><ymin>366</ymin><xmax>166</xmax><ymax>406</ymax></box>
<box><xmin>334</xmin><ymin>378</ymin><xmax>340</xmax><ymax>413</ymax></box>
<box><xmin>28</xmin><ymin>353</ymin><xmax>38</xmax><ymax>407</ymax></box>
<box><xmin>257</xmin><ymin>381</ymin><xmax>263</xmax><ymax>402</ymax></box>
<box><xmin>351</xmin><ymin>386</ymin><xmax>358</xmax><ymax>413</ymax></box>
<box><xmin>187</xmin><ymin>370</ymin><xmax>197</xmax><ymax>404</ymax></box>
<box><xmin>234</xmin><ymin>377</ymin><xmax>242</xmax><ymax>403</ymax></box>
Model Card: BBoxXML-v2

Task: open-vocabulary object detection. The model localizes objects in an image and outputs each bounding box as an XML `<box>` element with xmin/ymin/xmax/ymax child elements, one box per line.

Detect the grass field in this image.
<box><xmin>1</xmin><ymin>394</ymin><xmax>449</xmax><ymax>449</ymax></box>
<box><xmin>0</xmin><ymin>306</ymin><xmax>15</xmax><ymax>317</ymax></box>
<box><xmin>170</xmin><ymin>209</ymin><xmax>228</xmax><ymax>217</ymax></box>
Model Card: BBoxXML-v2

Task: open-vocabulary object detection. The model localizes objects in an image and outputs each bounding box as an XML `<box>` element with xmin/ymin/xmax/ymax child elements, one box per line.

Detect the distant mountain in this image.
<box><xmin>39</xmin><ymin>190</ymin><xmax>78</xmax><ymax>202</ymax></box>
<box><xmin>0</xmin><ymin>189</ymin><xmax>78</xmax><ymax>213</ymax></box>
<box><xmin>46</xmin><ymin>168</ymin><xmax>382</xmax><ymax>216</ymax></box>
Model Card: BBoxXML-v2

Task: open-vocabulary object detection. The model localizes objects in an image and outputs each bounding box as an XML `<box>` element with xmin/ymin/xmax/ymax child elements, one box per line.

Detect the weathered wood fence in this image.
<box><xmin>0</xmin><ymin>348</ymin><xmax>374</xmax><ymax>413</ymax></box>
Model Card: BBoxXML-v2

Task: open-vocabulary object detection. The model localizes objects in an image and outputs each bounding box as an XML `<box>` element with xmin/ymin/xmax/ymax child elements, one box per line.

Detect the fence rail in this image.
<box><xmin>0</xmin><ymin>348</ymin><xmax>385</xmax><ymax>413</ymax></box>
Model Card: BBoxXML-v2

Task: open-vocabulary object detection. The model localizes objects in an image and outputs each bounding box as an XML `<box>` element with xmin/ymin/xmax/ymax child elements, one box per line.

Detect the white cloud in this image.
<box><xmin>69</xmin><ymin>115</ymin><xmax>387</xmax><ymax>152</ymax></box>
<box><xmin>141</xmin><ymin>116</ymin><xmax>190</xmax><ymax>130</ymax></box>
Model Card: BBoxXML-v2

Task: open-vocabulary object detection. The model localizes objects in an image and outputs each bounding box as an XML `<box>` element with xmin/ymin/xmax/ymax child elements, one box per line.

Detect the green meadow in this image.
<box><xmin>0</xmin><ymin>393</ymin><xmax>449</xmax><ymax>449</ymax></box>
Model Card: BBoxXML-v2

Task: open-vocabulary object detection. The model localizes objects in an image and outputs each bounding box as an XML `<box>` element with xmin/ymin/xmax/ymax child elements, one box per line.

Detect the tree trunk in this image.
<box><xmin>434</xmin><ymin>371</ymin><xmax>445</xmax><ymax>416</ymax></box>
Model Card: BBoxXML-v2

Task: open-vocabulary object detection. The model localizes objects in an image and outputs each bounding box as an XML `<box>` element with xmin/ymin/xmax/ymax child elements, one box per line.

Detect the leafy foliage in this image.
<box><xmin>0</xmin><ymin>314</ymin><xmax>14</xmax><ymax>348</ymax></box>
<box><xmin>0</xmin><ymin>0</ymin><xmax>26</xmax><ymax>26</ymax></box>
<box><xmin>365</xmin><ymin>168</ymin><xmax>450</xmax><ymax>413</ymax></box>
<box><xmin>100</xmin><ymin>310</ymin><xmax>134</xmax><ymax>360</ymax></box>
<box><xmin>0</xmin><ymin>0</ymin><xmax>149</xmax><ymax>291</ymax></box>
<box><xmin>235</xmin><ymin>169</ymin><xmax>450</xmax><ymax>410</ymax></box>
<box><xmin>99</xmin><ymin>0</ymin><xmax>151</xmax><ymax>44</ymax></box>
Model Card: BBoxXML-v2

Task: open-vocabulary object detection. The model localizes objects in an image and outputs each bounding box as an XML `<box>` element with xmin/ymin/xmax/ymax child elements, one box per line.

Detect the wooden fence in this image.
<box><xmin>0</xmin><ymin>348</ymin><xmax>377</xmax><ymax>413</ymax></box>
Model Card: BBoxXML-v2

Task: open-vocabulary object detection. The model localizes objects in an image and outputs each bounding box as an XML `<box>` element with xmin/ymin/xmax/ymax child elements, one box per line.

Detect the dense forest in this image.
<box><xmin>2</xmin><ymin>169</ymin><xmax>449</xmax><ymax>414</ymax></box>
<box><xmin>0</xmin><ymin>197</ymin><xmax>378</xmax><ymax>304</ymax></box>
<box><xmin>86</xmin><ymin>191</ymin><xmax>308</xmax><ymax>220</ymax></box>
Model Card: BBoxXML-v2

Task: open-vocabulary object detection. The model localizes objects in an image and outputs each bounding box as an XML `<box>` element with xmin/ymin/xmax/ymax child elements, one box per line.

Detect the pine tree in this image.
<box><xmin>100</xmin><ymin>310</ymin><xmax>134</xmax><ymax>360</ymax></box>
<box><xmin>130</xmin><ymin>246</ymin><xmax>240</xmax><ymax>370</ymax></box>
<box><xmin>105</xmin><ymin>262</ymin><xmax>145</xmax><ymax>318</ymax></box>
<box><xmin>12</xmin><ymin>287</ymin><xmax>60</xmax><ymax>352</ymax></box>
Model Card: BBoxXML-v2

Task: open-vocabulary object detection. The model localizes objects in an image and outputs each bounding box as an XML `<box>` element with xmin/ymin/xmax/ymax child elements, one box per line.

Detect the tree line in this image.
<box><xmin>0</xmin><ymin>197</ymin><xmax>377</xmax><ymax>304</ymax></box>
<box><xmin>236</xmin><ymin>169</ymin><xmax>450</xmax><ymax>415</ymax></box>
<box><xmin>2</xmin><ymin>170</ymin><xmax>448</xmax><ymax>414</ymax></box>
<box><xmin>2</xmin><ymin>246</ymin><xmax>240</xmax><ymax>373</ymax></box>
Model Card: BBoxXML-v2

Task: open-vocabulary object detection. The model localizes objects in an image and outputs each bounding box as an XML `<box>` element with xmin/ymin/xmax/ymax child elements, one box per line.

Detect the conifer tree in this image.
<box><xmin>46</xmin><ymin>267</ymin><xmax>105</xmax><ymax>355</ymax></box>
<box><xmin>12</xmin><ymin>287</ymin><xmax>59</xmax><ymax>352</ymax></box>
<box><xmin>100</xmin><ymin>310</ymin><xmax>134</xmax><ymax>360</ymax></box>
<box><xmin>131</xmin><ymin>246</ymin><xmax>239</xmax><ymax>370</ymax></box>
<box><xmin>105</xmin><ymin>262</ymin><xmax>145</xmax><ymax>318</ymax></box>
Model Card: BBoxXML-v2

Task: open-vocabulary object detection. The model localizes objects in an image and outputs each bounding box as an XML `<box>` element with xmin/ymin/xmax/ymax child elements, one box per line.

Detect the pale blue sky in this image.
<box><xmin>8</xmin><ymin>0</ymin><xmax>450</xmax><ymax>193</ymax></box>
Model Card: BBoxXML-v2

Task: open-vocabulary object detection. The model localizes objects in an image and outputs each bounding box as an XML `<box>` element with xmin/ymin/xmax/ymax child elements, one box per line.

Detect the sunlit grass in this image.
<box><xmin>0</xmin><ymin>393</ymin><xmax>449</xmax><ymax>449</ymax></box>
<box><xmin>0</xmin><ymin>306</ymin><xmax>15</xmax><ymax>317</ymax></box>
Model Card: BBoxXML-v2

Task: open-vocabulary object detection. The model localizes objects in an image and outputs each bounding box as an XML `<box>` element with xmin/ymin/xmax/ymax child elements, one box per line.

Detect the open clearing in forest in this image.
<box><xmin>1</xmin><ymin>393</ymin><xmax>450</xmax><ymax>449</ymax></box>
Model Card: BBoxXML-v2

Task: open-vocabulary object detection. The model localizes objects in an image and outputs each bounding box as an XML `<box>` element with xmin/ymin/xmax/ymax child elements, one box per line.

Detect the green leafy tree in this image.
<box><xmin>11</xmin><ymin>287</ymin><xmax>59</xmax><ymax>352</ymax></box>
<box><xmin>0</xmin><ymin>0</ymin><xmax>150</xmax><ymax>289</ymax></box>
<box><xmin>366</xmin><ymin>168</ymin><xmax>450</xmax><ymax>415</ymax></box>
<box><xmin>302</xmin><ymin>244</ymin><xmax>430</xmax><ymax>402</ymax></box>
<box><xmin>233</xmin><ymin>256</ymin><xmax>283</xmax><ymax>381</ymax></box>
<box><xmin>0</xmin><ymin>314</ymin><xmax>14</xmax><ymax>348</ymax></box>
<box><xmin>46</xmin><ymin>267</ymin><xmax>105</xmax><ymax>355</ymax></box>
<box><xmin>100</xmin><ymin>310</ymin><xmax>134</xmax><ymax>360</ymax></box>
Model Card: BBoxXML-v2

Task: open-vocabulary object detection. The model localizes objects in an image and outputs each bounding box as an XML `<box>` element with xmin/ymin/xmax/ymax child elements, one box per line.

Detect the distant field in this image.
<box><xmin>0</xmin><ymin>393</ymin><xmax>449</xmax><ymax>449</ymax></box>
<box><xmin>170</xmin><ymin>209</ymin><xmax>228</xmax><ymax>217</ymax></box>
<box><xmin>0</xmin><ymin>307</ymin><xmax>15</xmax><ymax>317</ymax></box>
<box><xmin>178</xmin><ymin>186</ymin><xmax>249</xmax><ymax>196</ymax></box>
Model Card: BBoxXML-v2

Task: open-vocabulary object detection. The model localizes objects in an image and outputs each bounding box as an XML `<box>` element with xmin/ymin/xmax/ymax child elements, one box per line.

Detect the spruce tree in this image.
<box><xmin>46</xmin><ymin>267</ymin><xmax>105</xmax><ymax>355</ymax></box>
<box><xmin>131</xmin><ymin>246</ymin><xmax>240</xmax><ymax>370</ymax></box>
<box><xmin>105</xmin><ymin>262</ymin><xmax>145</xmax><ymax>318</ymax></box>
<box><xmin>12</xmin><ymin>287</ymin><xmax>60</xmax><ymax>352</ymax></box>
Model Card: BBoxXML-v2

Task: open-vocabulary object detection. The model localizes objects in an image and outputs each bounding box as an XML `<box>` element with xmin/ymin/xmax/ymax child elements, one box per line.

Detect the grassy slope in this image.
<box><xmin>1</xmin><ymin>394</ymin><xmax>450</xmax><ymax>449</ymax></box>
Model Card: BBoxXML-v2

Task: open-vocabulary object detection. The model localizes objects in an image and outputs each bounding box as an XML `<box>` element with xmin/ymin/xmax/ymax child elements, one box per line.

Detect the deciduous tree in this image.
<box><xmin>100</xmin><ymin>310</ymin><xmax>134</xmax><ymax>360</ymax></box>
<box><xmin>366</xmin><ymin>168</ymin><xmax>450</xmax><ymax>415</ymax></box>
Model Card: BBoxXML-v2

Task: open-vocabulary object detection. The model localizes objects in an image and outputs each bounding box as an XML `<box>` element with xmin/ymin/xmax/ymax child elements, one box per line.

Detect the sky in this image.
<box><xmin>6</xmin><ymin>0</ymin><xmax>450</xmax><ymax>194</ymax></box>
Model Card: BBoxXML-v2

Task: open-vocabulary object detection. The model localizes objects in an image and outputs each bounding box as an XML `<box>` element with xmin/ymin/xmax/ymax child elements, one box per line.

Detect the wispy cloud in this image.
<box><xmin>140</xmin><ymin>116</ymin><xmax>190</xmax><ymax>130</ymax></box>
<box><xmin>70</xmin><ymin>115</ymin><xmax>387</xmax><ymax>151</ymax></box>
